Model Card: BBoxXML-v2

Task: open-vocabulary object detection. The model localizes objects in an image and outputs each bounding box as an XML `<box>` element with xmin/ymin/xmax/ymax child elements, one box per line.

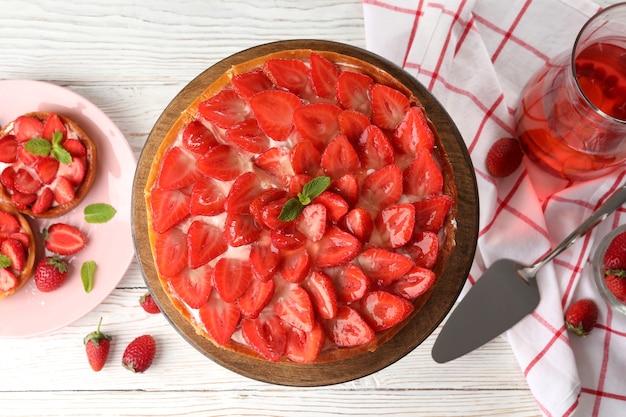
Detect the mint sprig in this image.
<box><xmin>24</xmin><ymin>131</ymin><xmax>72</xmax><ymax>164</ymax></box>
<box><xmin>278</xmin><ymin>176</ymin><xmax>330</xmax><ymax>222</ymax></box>
<box><xmin>0</xmin><ymin>254</ymin><xmax>12</xmax><ymax>269</ymax></box>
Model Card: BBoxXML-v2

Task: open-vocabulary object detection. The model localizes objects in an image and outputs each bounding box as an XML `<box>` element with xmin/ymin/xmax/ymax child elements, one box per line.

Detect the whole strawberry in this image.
<box><xmin>122</xmin><ymin>335</ymin><xmax>156</xmax><ymax>373</ymax></box>
<box><xmin>139</xmin><ymin>292</ymin><xmax>161</xmax><ymax>314</ymax></box>
<box><xmin>485</xmin><ymin>137</ymin><xmax>524</xmax><ymax>178</ymax></box>
<box><xmin>34</xmin><ymin>255</ymin><xmax>68</xmax><ymax>292</ymax></box>
<box><xmin>602</xmin><ymin>230</ymin><xmax>626</xmax><ymax>304</ymax></box>
<box><xmin>565</xmin><ymin>299</ymin><xmax>599</xmax><ymax>337</ymax></box>
<box><xmin>84</xmin><ymin>317</ymin><xmax>112</xmax><ymax>372</ymax></box>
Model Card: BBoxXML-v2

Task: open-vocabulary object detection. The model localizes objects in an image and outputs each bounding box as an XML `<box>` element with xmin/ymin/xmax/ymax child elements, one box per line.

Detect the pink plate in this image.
<box><xmin>0</xmin><ymin>80</ymin><xmax>135</xmax><ymax>337</ymax></box>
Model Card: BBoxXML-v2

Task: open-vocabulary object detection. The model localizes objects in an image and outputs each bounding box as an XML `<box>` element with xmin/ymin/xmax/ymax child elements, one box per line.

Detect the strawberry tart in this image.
<box><xmin>0</xmin><ymin>202</ymin><xmax>36</xmax><ymax>300</ymax></box>
<box><xmin>144</xmin><ymin>48</ymin><xmax>458</xmax><ymax>363</ymax></box>
<box><xmin>0</xmin><ymin>112</ymin><xmax>97</xmax><ymax>218</ymax></box>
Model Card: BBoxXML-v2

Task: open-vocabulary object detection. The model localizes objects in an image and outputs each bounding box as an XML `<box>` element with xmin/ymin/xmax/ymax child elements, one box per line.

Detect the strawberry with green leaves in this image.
<box><xmin>84</xmin><ymin>317</ymin><xmax>112</xmax><ymax>372</ymax></box>
<box><xmin>34</xmin><ymin>255</ymin><xmax>68</xmax><ymax>292</ymax></box>
<box><xmin>139</xmin><ymin>292</ymin><xmax>161</xmax><ymax>314</ymax></box>
<box><xmin>565</xmin><ymin>299</ymin><xmax>599</xmax><ymax>337</ymax></box>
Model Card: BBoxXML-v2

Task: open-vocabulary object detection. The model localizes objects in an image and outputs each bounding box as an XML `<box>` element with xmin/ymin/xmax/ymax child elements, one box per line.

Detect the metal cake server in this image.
<box><xmin>432</xmin><ymin>183</ymin><xmax>626</xmax><ymax>363</ymax></box>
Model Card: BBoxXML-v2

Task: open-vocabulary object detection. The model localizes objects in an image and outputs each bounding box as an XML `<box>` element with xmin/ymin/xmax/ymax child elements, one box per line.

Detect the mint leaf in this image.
<box><xmin>84</xmin><ymin>203</ymin><xmax>117</xmax><ymax>224</ymax></box>
<box><xmin>301</xmin><ymin>176</ymin><xmax>330</xmax><ymax>201</ymax></box>
<box><xmin>278</xmin><ymin>198</ymin><xmax>304</xmax><ymax>222</ymax></box>
<box><xmin>24</xmin><ymin>138</ymin><xmax>52</xmax><ymax>156</ymax></box>
<box><xmin>81</xmin><ymin>261</ymin><xmax>97</xmax><ymax>293</ymax></box>
<box><xmin>51</xmin><ymin>133</ymin><xmax>72</xmax><ymax>164</ymax></box>
<box><xmin>0</xmin><ymin>254</ymin><xmax>12</xmax><ymax>269</ymax></box>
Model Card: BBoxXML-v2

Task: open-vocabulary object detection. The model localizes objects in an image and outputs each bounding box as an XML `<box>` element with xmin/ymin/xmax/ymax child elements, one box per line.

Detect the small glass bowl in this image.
<box><xmin>593</xmin><ymin>224</ymin><xmax>626</xmax><ymax>315</ymax></box>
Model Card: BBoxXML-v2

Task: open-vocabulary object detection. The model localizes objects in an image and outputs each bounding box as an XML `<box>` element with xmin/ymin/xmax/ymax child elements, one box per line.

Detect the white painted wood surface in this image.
<box><xmin>0</xmin><ymin>1</ymin><xmax>548</xmax><ymax>415</ymax></box>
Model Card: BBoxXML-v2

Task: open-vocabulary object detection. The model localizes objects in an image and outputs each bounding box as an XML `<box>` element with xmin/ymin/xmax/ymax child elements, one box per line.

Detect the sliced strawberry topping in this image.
<box><xmin>392</xmin><ymin>106</ymin><xmax>435</xmax><ymax>155</ymax></box>
<box><xmin>213</xmin><ymin>258</ymin><xmax>252</xmax><ymax>303</ymax></box>
<box><xmin>274</xmin><ymin>281</ymin><xmax>315</xmax><ymax>332</ymax></box>
<box><xmin>224</xmin><ymin>172</ymin><xmax>262</xmax><ymax>215</ymax></box>
<box><xmin>357</xmin><ymin>124</ymin><xmax>395</xmax><ymax>170</ymax></box>
<box><xmin>313</xmin><ymin>191</ymin><xmax>349</xmax><ymax>223</ymax></box>
<box><xmin>237</xmin><ymin>277</ymin><xmax>275</xmax><ymax>319</ymax></box>
<box><xmin>370</xmin><ymin>83</ymin><xmax>410</xmax><ymax>131</ymax></box>
<box><xmin>11</xmin><ymin>191</ymin><xmax>37</xmax><ymax>209</ymax></box>
<box><xmin>57</xmin><ymin>156</ymin><xmax>86</xmax><ymax>186</ymax></box>
<box><xmin>199</xmin><ymin>292</ymin><xmax>241</xmax><ymax>345</ymax></box>
<box><xmin>8</xmin><ymin>232</ymin><xmax>29</xmax><ymax>249</ymax></box>
<box><xmin>169</xmin><ymin>264</ymin><xmax>213</xmax><ymax>308</ymax></box>
<box><xmin>13</xmin><ymin>115</ymin><xmax>44</xmax><ymax>142</ymax></box>
<box><xmin>182</xmin><ymin>119</ymin><xmax>218</xmax><ymax>154</ymax></box>
<box><xmin>198</xmin><ymin>89</ymin><xmax>249</xmax><ymax>129</ymax></box>
<box><xmin>314</xmin><ymin>226</ymin><xmax>361</xmax><ymax>268</ymax></box>
<box><xmin>373</xmin><ymin>203</ymin><xmax>416</xmax><ymax>249</ymax></box>
<box><xmin>263</xmin><ymin>58</ymin><xmax>310</xmax><ymax>95</ymax></box>
<box><xmin>290</xmin><ymin>139</ymin><xmax>321</xmax><ymax>176</ymax></box>
<box><xmin>320</xmin><ymin>134</ymin><xmax>360</xmax><ymax>179</ymax></box>
<box><xmin>401</xmin><ymin>231</ymin><xmax>439</xmax><ymax>269</ymax></box>
<box><xmin>254</xmin><ymin>147</ymin><xmax>295</xmax><ymax>184</ymax></box>
<box><xmin>403</xmin><ymin>150</ymin><xmax>444</xmax><ymax>200</ymax></box>
<box><xmin>303</xmin><ymin>270</ymin><xmax>338</xmax><ymax>320</ymax></box>
<box><xmin>259</xmin><ymin>197</ymin><xmax>290</xmax><ymax>230</ymax></box>
<box><xmin>156</xmin><ymin>146</ymin><xmax>200</xmax><ymax>190</ymax></box>
<box><xmin>285</xmin><ymin>321</ymin><xmax>325</xmax><ymax>363</ymax></box>
<box><xmin>249</xmin><ymin>240</ymin><xmax>280</xmax><ymax>282</ymax></box>
<box><xmin>323</xmin><ymin>305</ymin><xmax>374</xmax><ymax>347</ymax></box>
<box><xmin>187</xmin><ymin>220</ymin><xmax>228</xmax><ymax>268</ymax></box>
<box><xmin>14</xmin><ymin>168</ymin><xmax>42</xmax><ymax>195</ymax></box>
<box><xmin>149</xmin><ymin>188</ymin><xmax>190</xmax><ymax>233</ymax></box>
<box><xmin>197</xmin><ymin>144</ymin><xmax>242</xmax><ymax>181</ymax></box>
<box><xmin>0</xmin><ymin>135</ymin><xmax>17</xmax><ymax>163</ymax></box>
<box><xmin>249</xmin><ymin>188</ymin><xmax>287</xmax><ymax>226</ymax></box>
<box><xmin>288</xmin><ymin>174</ymin><xmax>312</xmax><ymax>195</ymax></box>
<box><xmin>154</xmin><ymin>226</ymin><xmax>187</xmax><ymax>277</ymax></box>
<box><xmin>189</xmin><ymin>176</ymin><xmax>225</xmax><ymax>216</ymax></box>
<box><xmin>34</xmin><ymin>157</ymin><xmax>59</xmax><ymax>185</ymax></box>
<box><xmin>270</xmin><ymin>225</ymin><xmax>306</xmax><ymax>250</ymax></box>
<box><xmin>31</xmin><ymin>187</ymin><xmax>54</xmax><ymax>215</ymax></box>
<box><xmin>42</xmin><ymin>113</ymin><xmax>67</xmax><ymax>141</ymax></box>
<box><xmin>388</xmin><ymin>266</ymin><xmax>436</xmax><ymax>300</ymax></box>
<box><xmin>358</xmin><ymin>290</ymin><xmax>414</xmax><ymax>331</ymax></box>
<box><xmin>326</xmin><ymin>263</ymin><xmax>370</xmax><ymax>304</ymax></box>
<box><xmin>295</xmin><ymin>203</ymin><xmax>327</xmax><ymax>243</ymax></box>
<box><xmin>358</xmin><ymin>248</ymin><xmax>414</xmax><ymax>287</ymax></box>
<box><xmin>1</xmin><ymin>238</ymin><xmax>26</xmax><ymax>271</ymax></box>
<box><xmin>17</xmin><ymin>144</ymin><xmax>43</xmax><ymax>166</ymax></box>
<box><xmin>336</xmin><ymin>71</ymin><xmax>373</xmax><ymax>116</ymax></box>
<box><xmin>223</xmin><ymin>213</ymin><xmax>262</xmax><ymax>247</ymax></box>
<box><xmin>249</xmin><ymin>90</ymin><xmax>301</xmax><ymax>141</ymax></box>
<box><xmin>330</xmin><ymin>174</ymin><xmax>358</xmax><ymax>207</ymax></box>
<box><xmin>278</xmin><ymin>248</ymin><xmax>311</xmax><ymax>283</ymax></box>
<box><xmin>44</xmin><ymin>223</ymin><xmax>86</xmax><ymax>255</ymax></box>
<box><xmin>231</xmin><ymin>68</ymin><xmax>274</xmax><ymax>100</ymax></box>
<box><xmin>310</xmin><ymin>52</ymin><xmax>341</xmax><ymax>100</ymax></box>
<box><xmin>61</xmin><ymin>139</ymin><xmax>87</xmax><ymax>157</ymax></box>
<box><xmin>359</xmin><ymin>164</ymin><xmax>403</xmax><ymax>213</ymax></box>
<box><xmin>52</xmin><ymin>177</ymin><xmax>75</xmax><ymax>205</ymax></box>
<box><xmin>293</xmin><ymin>103</ymin><xmax>342</xmax><ymax>151</ymax></box>
<box><xmin>226</xmin><ymin>119</ymin><xmax>270</xmax><ymax>154</ymax></box>
<box><xmin>413</xmin><ymin>194</ymin><xmax>453</xmax><ymax>233</ymax></box>
<box><xmin>1</xmin><ymin>167</ymin><xmax>16</xmax><ymax>191</ymax></box>
<box><xmin>0</xmin><ymin>212</ymin><xmax>20</xmax><ymax>234</ymax></box>
<box><xmin>241</xmin><ymin>313</ymin><xmax>287</xmax><ymax>362</ymax></box>
<box><xmin>0</xmin><ymin>268</ymin><xmax>18</xmax><ymax>293</ymax></box>
<box><xmin>338</xmin><ymin>109</ymin><xmax>371</xmax><ymax>144</ymax></box>
<box><xmin>342</xmin><ymin>207</ymin><xmax>373</xmax><ymax>243</ymax></box>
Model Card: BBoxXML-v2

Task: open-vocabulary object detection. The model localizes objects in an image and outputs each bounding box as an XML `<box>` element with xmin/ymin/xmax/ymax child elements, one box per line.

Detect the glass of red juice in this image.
<box><xmin>515</xmin><ymin>3</ymin><xmax>626</xmax><ymax>180</ymax></box>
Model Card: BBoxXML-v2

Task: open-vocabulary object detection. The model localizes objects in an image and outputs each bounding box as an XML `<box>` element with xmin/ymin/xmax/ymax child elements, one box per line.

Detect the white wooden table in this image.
<box><xmin>0</xmin><ymin>1</ymin><xmax>571</xmax><ymax>415</ymax></box>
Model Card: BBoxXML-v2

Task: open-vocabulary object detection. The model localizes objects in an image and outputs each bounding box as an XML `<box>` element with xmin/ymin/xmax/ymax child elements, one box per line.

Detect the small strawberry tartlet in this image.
<box><xmin>0</xmin><ymin>202</ymin><xmax>36</xmax><ymax>300</ymax></box>
<box><xmin>0</xmin><ymin>111</ymin><xmax>97</xmax><ymax>218</ymax></box>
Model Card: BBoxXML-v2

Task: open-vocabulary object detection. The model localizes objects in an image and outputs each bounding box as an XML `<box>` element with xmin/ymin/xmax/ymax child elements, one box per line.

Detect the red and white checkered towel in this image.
<box><xmin>362</xmin><ymin>0</ymin><xmax>626</xmax><ymax>416</ymax></box>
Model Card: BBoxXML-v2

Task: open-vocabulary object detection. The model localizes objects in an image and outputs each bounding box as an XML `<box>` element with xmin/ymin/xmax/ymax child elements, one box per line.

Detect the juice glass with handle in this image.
<box><xmin>515</xmin><ymin>3</ymin><xmax>626</xmax><ymax>180</ymax></box>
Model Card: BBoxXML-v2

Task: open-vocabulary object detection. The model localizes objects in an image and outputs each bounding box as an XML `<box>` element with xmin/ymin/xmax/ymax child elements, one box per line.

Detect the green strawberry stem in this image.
<box><xmin>83</xmin><ymin>317</ymin><xmax>112</xmax><ymax>347</ymax></box>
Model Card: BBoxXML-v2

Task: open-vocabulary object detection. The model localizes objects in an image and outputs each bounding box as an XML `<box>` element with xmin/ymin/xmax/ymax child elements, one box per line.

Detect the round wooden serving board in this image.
<box><xmin>132</xmin><ymin>40</ymin><xmax>479</xmax><ymax>386</ymax></box>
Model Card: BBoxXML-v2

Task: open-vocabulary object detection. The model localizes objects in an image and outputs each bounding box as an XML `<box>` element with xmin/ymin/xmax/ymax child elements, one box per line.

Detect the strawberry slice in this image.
<box><xmin>199</xmin><ymin>292</ymin><xmax>241</xmax><ymax>345</ymax></box>
<box><xmin>249</xmin><ymin>90</ymin><xmax>301</xmax><ymax>141</ymax></box>
<box><xmin>249</xmin><ymin>188</ymin><xmax>287</xmax><ymax>226</ymax></box>
<box><xmin>403</xmin><ymin>150</ymin><xmax>444</xmax><ymax>200</ymax></box>
<box><xmin>320</xmin><ymin>134</ymin><xmax>360</xmax><ymax>179</ymax></box>
<box><xmin>259</xmin><ymin>197</ymin><xmax>290</xmax><ymax>230</ymax></box>
<box><xmin>0</xmin><ymin>268</ymin><xmax>18</xmax><ymax>293</ymax></box>
<box><xmin>388</xmin><ymin>266</ymin><xmax>436</xmax><ymax>300</ymax></box>
<box><xmin>310</xmin><ymin>52</ymin><xmax>341</xmax><ymax>100</ymax></box>
<box><xmin>359</xmin><ymin>164</ymin><xmax>403</xmax><ymax>214</ymax></box>
<box><xmin>224</xmin><ymin>172</ymin><xmax>262</xmax><ymax>215</ymax></box>
<box><xmin>370</xmin><ymin>83</ymin><xmax>410</xmax><ymax>131</ymax></box>
<box><xmin>249</xmin><ymin>240</ymin><xmax>280</xmax><ymax>282</ymax></box>
<box><xmin>0</xmin><ymin>212</ymin><xmax>20</xmax><ymax>234</ymax></box>
<box><xmin>57</xmin><ymin>156</ymin><xmax>86</xmax><ymax>186</ymax></box>
<box><xmin>14</xmin><ymin>168</ymin><xmax>42</xmax><ymax>195</ymax></box>
<box><xmin>358</xmin><ymin>290</ymin><xmax>414</xmax><ymax>331</ymax></box>
<box><xmin>13</xmin><ymin>115</ymin><xmax>44</xmax><ymax>142</ymax></box>
<box><xmin>182</xmin><ymin>120</ymin><xmax>218</xmax><ymax>154</ymax></box>
<box><xmin>285</xmin><ymin>321</ymin><xmax>325</xmax><ymax>363</ymax></box>
<box><xmin>0</xmin><ymin>135</ymin><xmax>17</xmax><ymax>163</ymax></box>
<box><xmin>314</xmin><ymin>226</ymin><xmax>361</xmax><ymax>268</ymax></box>
<box><xmin>16</xmin><ymin>144</ymin><xmax>42</xmax><ymax>166</ymax></box>
<box><xmin>357</xmin><ymin>125</ymin><xmax>395</xmax><ymax>170</ymax></box>
<box><xmin>326</xmin><ymin>263</ymin><xmax>370</xmax><ymax>304</ymax></box>
<box><xmin>236</xmin><ymin>278</ymin><xmax>275</xmax><ymax>319</ymax></box>
<box><xmin>31</xmin><ymin>187</ymin><xmax>54</xmax><ymax>215</ymax></box>
<box><xmin>274</xmin><ymin>281</ymin><xmax>315</xmax><ymax>332</ymax></box>
<box><xmin>263</xmin><ymin>58</ymin><xmax>310</xmax><ymax>95</ymax></box>
<box><xmin>323</xmin><ymin>305</ymin><xmax>374</xmax><ymax>347</ymax></box>
<box><xmin>197</xmin><ymin>144</ymin><xmax>243</xmax><ymax>181</ymax></box>
<box><xmin>278</xmin><ymin>248</ymin><xmax>311</xmax><ymax>283</ymax></box>
<box><xmin>241</xmin><ymin>313</ymin><xmax>287</xmax><ymax>362</ymax></box>
<box><xmin>53</xmin><ymin>176</ymin><xmax>75</xmax><ymax>205</ymax></box>
<box><xmin>198</xmin><ymin>89</ymin><xmax>249</xmax><ymax>129</ymax></box>
<box><xmin>42</xmin><ymin>113</ymin><xmax>67</xmax><ymax>141</ymax></box>
<box><xmin>254</xmin><ymin>147</ymin><xmax>295</xmax><ymax>184</ymax></box>
<box><xmin>149</xmin><ymin>188</ymin><xmax>190</xmax><ymax>233</ymax></box>
<box><xmin>392</xmin><ymin>106</ymin><xmax>435</xmax><ymax>155</ymax></box>
<box><xmin>213</xmin><ymin>258</ymin><xmax>252</xmax><ymax>303</ymax></box>
<box><xmin>7</xmin><ymin>232</ymin><xmax>29</xmax><ymax>249</ymax></box>
<box><xmin>401</xmin><ymin>231</ymin><xmax>439</xmax><ymax>269</ymax></box>
<box><xmin>11</xmin><ymin>192</ymin><xmax>37</xmax><ymax>210</ymax></box>
<box><xmin>169</xmin><ymin>264</ymin><xmax>213</xmax><ymax>308</ymax></box>
<box><xmin>295</xmin><ymin>203</ymin><xmax>327</xmax><ymax>242</ymax></box>
<box><xmin>1</xmin><ymin>238</ymin><xmax>26</xmax><ymax>271</ymax></box>
<box><xmin>223</xmin><ymin>213</ymin><xmax>262</xmax><ymax>247</ymax></box>
<box><xmin>290</xmin><ymin>139</ymin><xmax>321</xmax><ymax>176</ymax></box>
<box><xmin>330</xmin><ymin>174</ymin><xmax>358</xmax><ymax>207</ymax></box>
<box><xmin>61</xmin><ymin>139</ymin><xmax>87</xmax><ymax>157</ymax></box>
<box><xmin>357</xmin><ymin>248</ymin><xmax>414</xmax><ymax>286</ymax></box>
<box><xmin>313</xmin><ymin>191</ymin><xmax>349</xmax><ymax>223</ymax></box>
<box><xmin>44</xmin><ymin>223</ymin><xmax>86</xmax><ymax>255</ymax></box>
<box><xmin>342</xmin><ymin>207</ymin><xmax>373</xmax><ymax>243</ymax></box>
<box><xmin>373</xmin><ymin>203</ymin><xmax>416</xmax><ymax>249</ymax></box>
<box><xmin>338</xmin><ymin>109</ymin><xmax>371</xmax><ymax>144</ymax></box>
<box><xmin>189</xmin><ymin>176</ymin><xmax>225</xmax><ymax>216</ymax></box>
<box><xmin>226</xmin><ymin>119</ymin><xmax>270</xmax><ymax>154</ymax></box>
<box><xmin>231</xmin><ymin>68</ymin><xmax>274</xmax><ymax>100</ymax></box>
<box><xmin>303</xmin><ymin>271</ymin><xmax>338</xmax><ymax>320</ymax></box>
<box><xmin>413</xmin><ymin>194</ymin><xmax>453</xmax><ymax>233</ymax></box>
<box><xmin>288</xmin><ymin>174</ymin><xmax>312</xmax><ymax>195</ymax></box>
<box><xmin>270</xmin><ymin>225</ymin><xmax>306</xmax><ymax>250</ymax></box>
<box><xmin>1</xmin><ymin>167</ymin><xmax>16</xmax><ymax>191</ymax></box>
<box><xmin>336</xmin><ymin>71</ymin><xmax>373</xmax><ymax>116</ymax></box>
<box><xmin>34</xmin><ymin>157</ymin><xmax>59</xmax><ymax>185</ymax></box>
<box><xmin>156</xmin><ymin>146</ymin><xmax>200</xmax><ymax>190</ymax></box>
<box><xmin>154</xmin><ymin>226</ymin><xmax>188</xmax><ymax>277</ymax></box>
<box><xmin>293</xmin><ymin>103</ymin><xmax>342</xmax><ymax>151</ymax></box>
<box><xmin>187</xmin><ymin>220</ymin><xmax>228</xmax><ymax>268</ymax></box>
